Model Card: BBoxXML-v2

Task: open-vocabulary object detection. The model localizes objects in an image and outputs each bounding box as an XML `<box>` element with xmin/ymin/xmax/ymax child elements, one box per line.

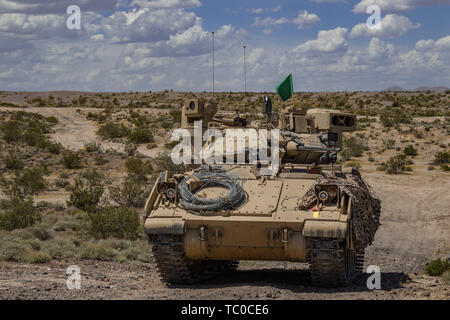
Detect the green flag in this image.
<box><xmin>275</xmin><ymin>74</ymin><xmax>293</xmax><ymax>101</ymax></box>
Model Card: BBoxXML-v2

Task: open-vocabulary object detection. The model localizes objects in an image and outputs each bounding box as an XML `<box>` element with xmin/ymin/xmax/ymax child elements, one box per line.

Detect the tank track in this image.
<box><xmin>150</xmin><ymin>234</ymin><xmax>238</xmax><ymax>285</ymax></box>
<box><xmin>306</xmin><ymin>237</ymin><xmax>362</xmax><ymax>288</ymax></box>
<box><xmin>356</xmin><ymin>250</ymin><xmax>365</xmax><ymax>273</ymax></box>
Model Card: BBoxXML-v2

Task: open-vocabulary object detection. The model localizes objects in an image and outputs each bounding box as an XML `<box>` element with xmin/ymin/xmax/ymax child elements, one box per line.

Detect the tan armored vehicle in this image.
<box><xmin>144</xmin><ymin>98</ymin><xmax>381</xmax><ymax>287</ymax></box>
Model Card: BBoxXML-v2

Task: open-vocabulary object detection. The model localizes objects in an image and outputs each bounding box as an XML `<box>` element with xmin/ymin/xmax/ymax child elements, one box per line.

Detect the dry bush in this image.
<box><xmin>67</xmin><ymin>169</ymin><xmax>104</xmax><ymax>213</ymax></box>
<box><xmin>0</xmin><ymin>200</ymin><xmax>41</xmax><ymax>231</ymax></box>
<box><xmin>86</xmin><ymin>206</ymin><xmax>140</xmax><ymax>240</ymax></box>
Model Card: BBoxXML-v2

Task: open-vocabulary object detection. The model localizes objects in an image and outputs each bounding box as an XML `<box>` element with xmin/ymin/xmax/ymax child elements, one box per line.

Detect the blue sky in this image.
<box><xmin>0</xmin><ymin>0</ymin><xmax>449</xmax><ymax>92</ymax></box>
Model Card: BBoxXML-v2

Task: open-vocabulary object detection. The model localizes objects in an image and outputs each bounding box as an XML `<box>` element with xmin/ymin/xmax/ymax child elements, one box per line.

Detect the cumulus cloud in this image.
<box><xmin>130</xmin><ymin>0</ymin><xmax>202</xmax><ymax>9</ymax></box>
<box><xmin>367</xmin><ymin>37</ymin><xmax>395</xmax><ymax>61</ymax></box>
<box><xmin>415</xmin><ymin>39</ymin><xmax>435</xmax><ymax>50</ymax></box>
<box><xmin>294</xmin><ymin>27</ymin><xmax>348</xmax><ymax>54</ymax></box>
<box><xmin>292</xmin><ymin>10</ymin><xmax>320</xmax><ymax>29</ymax></box>
<box><xmin>350</xmin><ymin>14</ymin><xmax>420</xmax><ymax>38</ymax></box>
<box><xmin>102</xmin><ymin>8</ymin><xmax>198</xmax><ymax>43</ymax></box>
<box><xmin>250</xmin><ymin>6</ymin><xmax>281</xmax><ymax>14</ymax></box>
<box><xmin>252</xmin><ymin>16</ymin><xmax>289</xmax><ymax>27</ymax></box>
<box><xmin>353</xmin><ymin>0</ymin><xmax>450</xmax><ymax>14</ymax></box>
<box><xmin>252</xmin><ymin>10</ymin><xmax>319</xmax><ymax>30</ymax></box>
<box><xmin>0</xmin><ymin>0</ymin><xmax>121</xmax><ymax>14</ymax></box>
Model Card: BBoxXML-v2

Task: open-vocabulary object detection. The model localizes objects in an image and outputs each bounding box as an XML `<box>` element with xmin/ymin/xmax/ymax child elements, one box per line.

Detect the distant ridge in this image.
<box><xmin>386</xmin><ymin>86</ymin><xmax>449</xmax><ymax>92</ymax></box>
<box><xmin>414</xmin><ymin>86</ymin><xmax>449</xmax><ymax>92</ymax></box>
<box><xmin>386</xmin><ymin>86</ymin><xmax>407</xmax><ymax>92</ymax></box>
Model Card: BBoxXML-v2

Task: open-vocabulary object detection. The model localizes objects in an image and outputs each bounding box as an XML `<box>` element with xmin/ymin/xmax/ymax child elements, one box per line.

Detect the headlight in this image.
<box><xmin>318</xmin><ymin>191</ymin><xmax>329</xmax><ymax>201</ymax></box>
<box><xmin>315</xmin><ymin>184</ymin><xmax>339</xmax><ymax>203</ymax></box>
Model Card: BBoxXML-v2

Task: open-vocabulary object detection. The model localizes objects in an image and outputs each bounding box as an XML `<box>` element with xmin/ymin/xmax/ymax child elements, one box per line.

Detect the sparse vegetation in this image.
<box><xmin>378</xmin><ymin>154</ymin><xmax>407</xmax><ymax>174</ymax></box>
<box><xmin>62</xmin><ymin>150</ymin><xmax>83</xmax><ymax>169</ymax></box>
<box><xmin>425</xmin><ymin>258</ymin><xmax>449</xmax><ymax>276</ymax></box>
<box><xmin>341</xmin><ymin>136</ymin><xmax>367</xmax><ymax>161</ymax></box>
<box><xmin>403</xmin><ymin>145</ymin><xmax>418</xmax><ymax>157</ymax></box>
<box><xmin>67</xmin><ymin>169</ymin><xmax>104</xmax><ymax>213</ymax></box>
<box><xmin>86</xmin><ymin>206</ymin><xmax>140</xmax><ymax>240</ymax></box>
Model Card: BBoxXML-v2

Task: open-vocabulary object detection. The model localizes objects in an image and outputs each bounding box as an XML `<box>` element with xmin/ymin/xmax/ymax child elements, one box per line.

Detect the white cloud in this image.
<box><xmin>252</xmin><ymin>16</ymin><xmax>289</xmax><ymax>27</ymax></box>
<box><xmin>130</xmin><ymin>0</ymin><xmax>202</xmax><ymax>9</ymax></box>
<box><xmin>435</xmin><ymin>35</ymin><xmax>450</xmax><ymax>51</ymax></box>
<box><xmin>250</xmin><ymin>6</ymin><xmax>281</xmax><ymax>14</ymax></box>
<box><xmin>367</xmin><ymin>37</ymin><xmax>395</xmax><ymax>61</ymax></box>
<box><xmin>294</xmin><ymin>27</ymin><xmax>348</xmax><ymax>54</ymax></box>
<box><xmin>353</xmin><ymin>0</ymin><xmax>450</xmax><ymax>14</ymax></box>
<box><xmin>292</xmin><ymin>10</ymin><xmax>320</xmax><ymax>29</ymax></box>
<box><xmin>0</xmin><ymin>0</ymin><xmax>121</xmax><ymax>14</ymax></box>
<box><xmin>252</xmin><ymin>10</ymin><xmax>319</xmax><ymax>30</ymax></box>
<box><xmin>415</xmin><ymin>39</ymin><xmax>435</xmax><ymax>50</ymax></box>
<box><xmin>350</xmin><ymin>14</ymin><xmax>420</xmax><ymax>38</ymax></box>
<box><xmin>102</xmin><ymin>8</ymin><xmax>198</xmax><ymax>43</ymax></box>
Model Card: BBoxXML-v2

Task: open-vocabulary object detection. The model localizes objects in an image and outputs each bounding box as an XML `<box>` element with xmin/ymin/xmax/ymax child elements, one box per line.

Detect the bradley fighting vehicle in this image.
<box><xmin>144</xmin><ymin>98</ymin><xmax>381</xmax><ymax>287</ymax></box>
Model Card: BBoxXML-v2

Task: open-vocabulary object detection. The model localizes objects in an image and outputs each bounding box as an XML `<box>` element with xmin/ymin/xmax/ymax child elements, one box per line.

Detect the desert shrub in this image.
<box><xmin>1</xmin><ymin>120</ymin><xmax>21</xmax><ymax>143</ymax></box>
<box><xmin>125</xmin><ymin>157</ymin><xmax>153</xmax><ymax>182</ymax></box>
<box><xmin>124</xmin><ymin>143</ymin><xmax>138</xmax><ymax>157</ymax></box>
<box><xmin>87</xmin><ymin>206</ymin><xmax>140</xmax><ymax>240</ymax></box>
<box><xmin>153</xmin><ymin>152</ymin><xmax>184</xmax><ymax>173</ymax></box>
<box><xmin>27</xmin><ymin>251</ymin><xmax>52</xmax><ymax>263</ymax></box>
<box><xmin>55</xmin><ymin>178</ymin><xmax>70</xmax><ymax>189</ymax></box>
<box><xmin>84</xmin><ymin>141</ymin><xmax>102</xmax><ymax>153</ymax></box>
<box><xmin>425</xmin><ymin>258</ymin><xmax>449</xmax><ymax>276</ymax></box>
<box><xmin>4</xmin><ymin>151</ymin><xmax>24</xmax><ymax>170</ymax></box>
<box><xmin>344</xmin><ymin>161</ymin><xmax>361</xmax><ymax>169</ymax></box>
<box><xmin>41</xmin><ymin>238</ymin><xmax>78</xmax><ymax>259</ymax></box>
<box><xmin>97</xmin><ymin>121</ymin><xmax>129</xmax><ymax>139</ymax></box>
<box><xmin>0</xmin><ymin>200</ymin><xmax>41</xmax><ymax>231</ymax></box>
<box><xmin>94</xmin><ymin>156</ymin><xmax>109</xmax><ymax>165</ymax></box>
<box><xmin>382</xmin><ymin>138</ymin><xmax>395</xmax><ymax>149</ymax></box>
<box><xmin>440</xmin><ymin>164</ymin><xmax>450</xmax><ymax>171</ymax></box>
<box><xmin>0</xmin><ymin>242</ymin><xmax>27</xmax><ymax>262</ymax></box>
<box><xmin>128</xmin><ymin>127</ymin><xmax>154</xmax><ymax>144</ymax></box>
<box><xmin>164</xmin><ymin>140</ymin><xmax>180</xmax><ymax>149</ymax></box>
<box><xmin>109</xmin><ymin>177</ymin><xmax>151</xmax><ymax>208</ymax></box>
<box><xmin>403</xmin><ymin>145</ymin><xmax>418</xmax><ymax>157</ymax></box>
<box><xmin>379</xmin><ymin>154</ymin><xmax>407</xmax><ymax>174</ymax></box>
<box><xmin>433</xmin><ymin>151</ymin><xmax>450</xmax><ymax>164</ymax></box>
<box><xmin>169</xmin><ymin>109</ymin><xmax>182</xmax><ymax>123</ymax></box>
<box><xmin>67</xmin><ymin>169</ymin><xmax>104</xmax><ymax>213</ymax></box>
<box><xmin>380</xmin><ymin>110</ymin><xmax>411</xmax><ymax>127</ymax></box>
<box><xmin>15</xmin><ymin>167</ymin><xmax>47</xmax><ymax>196</ymax></box>
<box><xmin>78</xmin><ymin>242</ymin><xmax>116</xmax><ymax>261</ymax></box>
<box><xmin>62</xmin><ymin>150</ymin><xmax>82</xmax><ymax>169</ymax></box>
<box><xmin>341</xmin><ymin>136</ymin><xmax>367</xmax><ymax>161</ymax></box>
<box><xmin>38</xmin><ymin>140</ymin><xmax>63</xmax><ymax>154</ymax></box>
<box><xmin>30</xmin><ymin>225</ymin><xmax>54</xmax><ymax>241</ymax></box>
<box><xmin>22</xmin><ymin>127</ymin><xmax>46</xmax><ymax>146</ymax></box>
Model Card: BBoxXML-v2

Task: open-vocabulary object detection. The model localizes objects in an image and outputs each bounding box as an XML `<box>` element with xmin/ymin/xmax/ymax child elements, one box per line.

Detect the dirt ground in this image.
<box><xmin>0</xmin><ymin>173</ymin><xmax>448</xmax><ymax>300</ymax></box>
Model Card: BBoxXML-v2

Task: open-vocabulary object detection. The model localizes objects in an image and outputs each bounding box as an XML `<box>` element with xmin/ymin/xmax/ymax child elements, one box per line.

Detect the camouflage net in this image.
<box><xmin>299</xmin><ymin>170</ymin><xmax>381</xmax><ymax>252</ymax></box>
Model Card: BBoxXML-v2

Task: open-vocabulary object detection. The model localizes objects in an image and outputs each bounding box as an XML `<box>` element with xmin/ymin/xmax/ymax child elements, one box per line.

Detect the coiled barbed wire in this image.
<box><xmin>178</xmin><ymin>171</ymin><xmax>246</xmax><ymax>212</ymax></box>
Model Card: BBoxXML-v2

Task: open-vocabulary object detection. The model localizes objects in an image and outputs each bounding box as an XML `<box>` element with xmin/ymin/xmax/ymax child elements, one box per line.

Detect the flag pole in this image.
<box><xmin>291</xmin><ymin>75</ymin><xmax>295</xmax><ymax>108</ymax></box>
<box><xmin>212</xmin><ymin>31</ymin><xmax>215</xmax><ymax>96</ymax></box>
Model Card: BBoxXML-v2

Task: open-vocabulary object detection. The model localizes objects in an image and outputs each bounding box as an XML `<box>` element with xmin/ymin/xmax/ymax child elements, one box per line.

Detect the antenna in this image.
<box><xmin>212</xmin><ymin>31</ymin><xmax>215</xmax><ymax>95</ymax></box>
<box><xmin>243</xmin><ymin>45</ymin><xmax>247</xmax><ymax>93</ymax></box>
